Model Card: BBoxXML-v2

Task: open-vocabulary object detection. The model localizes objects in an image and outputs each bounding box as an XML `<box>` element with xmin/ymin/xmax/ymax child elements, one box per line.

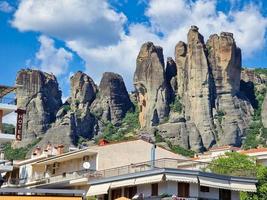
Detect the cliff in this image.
<box><xmin>13</xmin><ymin>26</ymin><xmax>267</xmax><ymax>156</ymax></box>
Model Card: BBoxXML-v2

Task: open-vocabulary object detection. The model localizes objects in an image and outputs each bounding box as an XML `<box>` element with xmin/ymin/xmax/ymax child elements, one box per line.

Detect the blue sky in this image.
<box><xmin>0</xmin><ymin>0</ymin><xmax>267</xmax><ymax>99</ymax></box>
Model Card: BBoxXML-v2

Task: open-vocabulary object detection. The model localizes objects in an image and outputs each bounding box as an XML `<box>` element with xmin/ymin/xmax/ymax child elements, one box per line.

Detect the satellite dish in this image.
<box><xmin>83</xmin><ymin>162</ymin><xmax>91</xmax><ymax>169</ymax></box>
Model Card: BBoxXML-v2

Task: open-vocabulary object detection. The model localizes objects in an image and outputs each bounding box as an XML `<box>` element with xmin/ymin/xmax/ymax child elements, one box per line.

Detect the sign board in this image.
<box><xmin>15</xmin><ymin>109</ymin><xmax>26</xmax><ymax>141</ymax></box>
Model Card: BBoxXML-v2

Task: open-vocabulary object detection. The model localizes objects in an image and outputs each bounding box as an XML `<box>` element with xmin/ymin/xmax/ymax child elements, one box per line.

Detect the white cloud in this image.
<box><xmin>0</xmin><ymin>1</ymin><xmax>14</xmax><ymax>13</ymax></box>
<box><xmin>12</xmin><ymin>0</ymin><xmax>267</xmax><ymax>90</ymax></box>
<box><xmin>12</xmin><ymin>0</ymin><xmax>126</xmax><ymax>47</ymax></box>
<box><xmin>33</xmin><ymin>35</ymin><xmax>73</xmax><ymax>76</ymax></box>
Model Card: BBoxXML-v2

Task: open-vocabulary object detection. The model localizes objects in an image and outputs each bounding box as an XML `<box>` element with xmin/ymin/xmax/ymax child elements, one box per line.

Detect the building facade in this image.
<box><xmin>2</xmin><ymin>140</ymin><xmax>257</xmax><ymax>200</ymax></box>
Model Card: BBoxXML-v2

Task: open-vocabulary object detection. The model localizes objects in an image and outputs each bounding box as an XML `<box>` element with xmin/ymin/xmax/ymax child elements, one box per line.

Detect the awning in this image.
<box><xmin>86</xmin><ymin>183</ymin><xmax>110</xmax><ymax>197</ymax></box>
<box><xmin>230</xmin><ymin>181</ymin><xmax>257</xmax><ymax>192</ymax></box>
<box><xmin>111</xmin><ymin>179</ymin><xmax>135</xmax><ymax>188</ymax></box>
<box><xmin>165</xmin><ymin>174</ymin><xmax>198</xmax><ymax>183</ymax></box>
<box><xmin>134</xmin><ymin>174</ymin><xmax>163</xmax><ymax>185</ymax></box>
<box><xmin>199</xmin><ymin>177</ymin><xmax>231</xmax><ymax>190</ymax></box>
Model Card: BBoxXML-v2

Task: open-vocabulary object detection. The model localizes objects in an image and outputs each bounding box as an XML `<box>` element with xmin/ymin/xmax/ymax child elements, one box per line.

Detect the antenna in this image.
<box><xmin>83</xmin><ymin>161</ymin><xmax>91</xmax><ymax>170</ymax></box>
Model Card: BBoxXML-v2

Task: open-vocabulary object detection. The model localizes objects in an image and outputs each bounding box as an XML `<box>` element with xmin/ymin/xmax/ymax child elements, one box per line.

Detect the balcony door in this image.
<box><xmin>178</xmin><ymin>182</ymin><xmax>189</xmax><ymax>198</ymax></box>
<box><xmin>111</xmin><ymin>188</ymin><xmax>122</xmax><ymax>200</ymax></box>
<box><xmin>219</xmin><ymin>189</ymin><xmax>231</xmax><ymax>200</ymax></box>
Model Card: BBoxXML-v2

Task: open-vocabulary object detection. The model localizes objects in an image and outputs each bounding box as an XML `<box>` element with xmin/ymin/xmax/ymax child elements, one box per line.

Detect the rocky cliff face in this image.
<box><xmin>15</xmin><ymin>69</ymin><xmax>62</xmax><ymax>143</ymax></box>
<box><xmin>134</xmin><ymin>42</ymin><xmax>169</xmax><ymax>128</ymax></box>
<box><xmin>14</xmin><ymin>26</ymin><xmax>267</xmax><ymax>155</ymax></box>
<box><xmin>207</xmin><ymin>32</ymin><xmax>253</xmax><ymax>147</ymax></box>
<box><xmin>34</xmin><ymin>71</ymin><xmax>98</xmax><ymax>150</ymax></box>
<box><xmin>262</xmin><ymin>94</ymin><xmax>267</xmax><ymax>128</ymax></box>
<box><xmin>91</xmin><ymin>72</ymin><xmax>133</xmax><ymax>127</ymax></box>
<box><xmin>135</xmin><ymin>26</ymin><xmax>254</xmax><ymax>151</ymax></box>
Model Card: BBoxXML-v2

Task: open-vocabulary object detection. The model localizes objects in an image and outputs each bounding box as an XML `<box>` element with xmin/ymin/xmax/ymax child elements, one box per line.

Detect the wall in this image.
<box><xmin>93</xmin><ymin>140</ymin><xmax>183</xmax><ymax>170</ymax></box>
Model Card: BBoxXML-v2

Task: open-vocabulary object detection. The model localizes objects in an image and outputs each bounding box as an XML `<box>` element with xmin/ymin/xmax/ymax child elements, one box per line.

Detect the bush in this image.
<box><xmin>170</xmin><ymin>96</ymin><xmax>183</xmax><ymax>113</ymax></box>
<box><xmin>62</xmin><ymin>105</ymin><xmax>71</xmax><ymax>112</ymax></box>
<box><xmin>3</xmin><ymin>138</ymin><xmax>41</xmax><ymax>160</ymax></box>
<box><xmin>167</xmin><ymin>141</ymin><xmax>195</xmax><ymax>157</ymax></box>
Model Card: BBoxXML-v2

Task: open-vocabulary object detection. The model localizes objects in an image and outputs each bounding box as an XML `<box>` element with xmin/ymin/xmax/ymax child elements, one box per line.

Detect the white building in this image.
<box><xmin>2</xmin><ymin>140</ymin><xmax>257</xmax><ymax>200</ymax></box>
<box><xmin>0</xmin><ymin>85</ymin><xmax>17</xmax><ymax>175</ymax></box>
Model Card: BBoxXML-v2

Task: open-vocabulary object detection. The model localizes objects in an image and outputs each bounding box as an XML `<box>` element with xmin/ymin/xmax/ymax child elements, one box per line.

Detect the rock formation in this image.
<box><xmin>134</xmin><ymin>42</ymin><xmax>169</xmax><ymax>128</ymax></box>
<box><xmin>263</xmin><ymin>94</ymin><xmax>267</xmax><ymax>128</ymax></box>
<box><xmin>91</xmin><ymin>72</ymin><xmax>133</xmax><ymax>126</ymax></box>
<box><xmin>15</xmin><ymin>69</ymin><xmax>62</xmax><ymax>142</ymax></box>
<box><xmin>38</xmin><ymin>72</ymin><xmax>98</xmax><ymax>148</ymax></box>
<box><xmin>207</xmin><ymin>32</ymin><xmax>253</xmax><ymax>147</ymax></box>
<box><xmin>134</xmin><ymin>26</ymin><xmax>254</xmax><ymax>151</ymax></box>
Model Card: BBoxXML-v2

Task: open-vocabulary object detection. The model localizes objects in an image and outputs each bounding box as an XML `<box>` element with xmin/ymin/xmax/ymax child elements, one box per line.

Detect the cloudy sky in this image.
<box><xmin>1</xmin><ymin>0</ymin><xmax>267</xmax><ymax>98</ymax></box>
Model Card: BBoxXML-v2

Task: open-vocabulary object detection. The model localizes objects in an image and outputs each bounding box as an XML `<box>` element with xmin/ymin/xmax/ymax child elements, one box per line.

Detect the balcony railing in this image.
<box><xmin>4</xmin><ymin>158</ymin><xmax>256</xmax><ymax>187</ymax></box>
<box><xmin>0</xmin><ymin>97</ymin><xmax>16</xmax><ymax>105</ymax></box>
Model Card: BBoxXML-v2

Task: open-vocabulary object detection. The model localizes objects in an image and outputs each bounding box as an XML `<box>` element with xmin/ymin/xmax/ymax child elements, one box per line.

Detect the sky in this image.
<box><xmin>0</xmin><ymin>0</ymin><xmax>267</xmax><ymax>100</ymax></box>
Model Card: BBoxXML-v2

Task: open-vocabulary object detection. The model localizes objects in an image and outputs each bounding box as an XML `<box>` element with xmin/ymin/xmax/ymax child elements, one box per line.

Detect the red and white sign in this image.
<box><xmin>15</xmin><ymin>109</ymin><xmax>26</xmax><ymax>141</ymax></box>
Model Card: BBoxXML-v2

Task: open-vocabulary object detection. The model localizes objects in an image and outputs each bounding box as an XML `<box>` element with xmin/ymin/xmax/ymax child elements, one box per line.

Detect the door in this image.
<box><xmin>125</xmin><ymin>186</ymin><xmax>137</xmax><ymax>199</ymax></box>
<box><xmin>219</xmin><ymin>189</ymin><xmax>231</xmax><ymax>200</ymax></box>
<box><xmin>178</xmin><ymin>182</ymin><xmax>189</xmax><ymax>197</ymax></box>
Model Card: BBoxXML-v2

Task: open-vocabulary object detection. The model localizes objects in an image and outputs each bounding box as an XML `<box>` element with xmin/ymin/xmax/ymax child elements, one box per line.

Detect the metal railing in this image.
<box><xmin>4</xmin><ymin>158</ymin><xmax>256</xmax><ymax>187</ymax></box>
<box><xmin>0</xmin><ymin>97</ymin><xmax>16</xmax><ymax>105</ymax></box>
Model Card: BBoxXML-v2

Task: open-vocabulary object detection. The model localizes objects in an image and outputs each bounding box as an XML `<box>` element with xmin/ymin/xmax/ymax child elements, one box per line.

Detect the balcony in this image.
<box><xmin>10</xmin><ymin>158</ymin><xmax>255</xmax><ymax>187</ymax></box>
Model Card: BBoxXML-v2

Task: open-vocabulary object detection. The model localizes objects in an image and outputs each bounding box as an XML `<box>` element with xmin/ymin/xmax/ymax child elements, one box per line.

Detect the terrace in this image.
<box><xmin>4</xmin><ymin>158</ymin><xmax>256</xmax><ymax>188</ymax></box>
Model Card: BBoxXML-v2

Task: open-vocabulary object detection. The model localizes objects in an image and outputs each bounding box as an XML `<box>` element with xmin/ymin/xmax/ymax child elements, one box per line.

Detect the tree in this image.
<box><xmin>206</xmin><ymin>152</ymin><xmax>255</xmax><ymax>177</ymax></box>
<box><xmin>206</xmin><ymin>152</ymin><xmax>267</xmax><ymax>200</ymax></box>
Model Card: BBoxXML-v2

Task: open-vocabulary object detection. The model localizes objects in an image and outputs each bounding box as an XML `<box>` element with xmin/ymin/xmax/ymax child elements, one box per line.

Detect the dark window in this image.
<box><xmin>125</xmin><ymin>186</ymin><xmax>137</xmax><ymax>199</ymax></box>
<box><xmin>111</xmin><ymin>188</ymin><xmax>122</xmax><ymax>200</ymax></box>
<box><xmin>151</xmin><ymin>183</ymin><xmax>158</xmax><ymax>196</ymax></box>
<box><xmin>219</xmin><ymin>189</ymin><xmax>231</xmax><ymax>200</ymax></box>
<box><xmin>200</xmin><ymin>186</ymin><xmax>209</xmax><ymax>192</ymax></box>
<box><xmin>178</xmin><ymin>182</ymin><xmax>189</xmax><ymax>197</ymax></box>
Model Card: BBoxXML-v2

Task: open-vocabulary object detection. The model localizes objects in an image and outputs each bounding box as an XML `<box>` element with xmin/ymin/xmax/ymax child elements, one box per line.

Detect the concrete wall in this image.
<box><xmin>92</xmin><ymin>140</ymin><xmax>184</xmax><ymax>170</ymax></box>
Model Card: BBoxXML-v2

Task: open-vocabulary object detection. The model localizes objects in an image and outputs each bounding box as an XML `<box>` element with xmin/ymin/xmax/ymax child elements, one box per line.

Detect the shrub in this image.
<box><xmin>170</xmin><ymin>96</ymin><xmax>183</xmax><ymax>113</ymax></box>
<box><xmin>2</xmin><ymin>123</ymin><xmax>15</xmax><ymax>134</ymax></box>
<box><xmin>3</xmin><ymin>138</ymin><xmax>41</xmax><ymax>160</ymax></box>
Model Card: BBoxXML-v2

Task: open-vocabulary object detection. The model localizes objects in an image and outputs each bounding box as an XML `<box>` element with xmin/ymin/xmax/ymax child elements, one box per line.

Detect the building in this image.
<box><xmin>2</xmin><ymin>140</ymin><xmax>257</xmax><ymax>200</ymax></box>
<box><xmin>194</xmin><ymin>145</ymin><xmax>267</xmax><ymax>167</ymax></box>
<box><xmin>0</xmin><ymin>85</ymin><xmax>17</xmax><ymax>178</ymax></box>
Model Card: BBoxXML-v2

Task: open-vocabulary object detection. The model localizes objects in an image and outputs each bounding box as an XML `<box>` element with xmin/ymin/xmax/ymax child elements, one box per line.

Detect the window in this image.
<box><xmin>125</xmin><ymin>186</ymin><xmax>137</xmax><ymax>199</ymax></box>
<box><xmin>200</xmin><ymin>186</ymin><xmax>209</xmax><ymax>192</ymax></box>
<box><xmin>151</xmin><ymin>183</ymin><xmax>158</xmax><ymax>196</ymax></box>
<box><xmin>178</xmin><ymin>182</ymin><xmax>189</xmax><ymax>197</ymax></box>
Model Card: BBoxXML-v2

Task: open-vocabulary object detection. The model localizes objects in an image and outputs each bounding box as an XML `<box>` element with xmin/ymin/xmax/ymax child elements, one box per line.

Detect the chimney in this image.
<box><xmin>98</xmin><ymin>139</ymin><xmax>109</xmax><ymax>146</ymax></box>
<box><xmin>57</xmin><ymin>145</ymin><xmax>64</xmax><ymax>155</ymax></box>
<box><xmin>32</xmin><ymin>146</ymin><xmax>42</xmax><ymax>158</ymax></box>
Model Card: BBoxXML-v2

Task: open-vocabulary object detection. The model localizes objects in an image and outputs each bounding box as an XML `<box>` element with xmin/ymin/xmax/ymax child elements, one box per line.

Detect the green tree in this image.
<box><xmin>206</xmin><ymin>152</ymin><xmax>255</xmax><ymax>177</ymax></box>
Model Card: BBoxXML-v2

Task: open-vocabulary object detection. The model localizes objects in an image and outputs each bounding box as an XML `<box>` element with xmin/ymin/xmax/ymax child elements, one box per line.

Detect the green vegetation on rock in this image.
<box><xmin>2</xmin><ymin>138</ymin><xmax>41</xmax><ymax>160</ymax></box>
<box><xmin>170</xmin><ymin>96</ymin><xmax>183</xmax><ymax>113</ymax></box>
<box><xmin>168</xmin><ymin>142</ymin><xmax>195</xmax><ymax>157</ymax></box>
<box><xmin>95</xmin><ymin>102</ymin><xmax>140</xmax><ymax>143</ymax></box>
<box><xmin>243</xmin><ymin>81</ymin><xmax>267</xmax><ymax>149</ymax></box>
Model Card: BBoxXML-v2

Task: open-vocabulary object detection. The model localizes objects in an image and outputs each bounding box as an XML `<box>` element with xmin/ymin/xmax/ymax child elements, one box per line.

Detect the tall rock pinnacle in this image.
<box><xmin>16</xmin><ymin>69</ymin><xmax>62</xmax><ymax>142</ymax></box>
<box><xmin>134</xmin><ymin>42</ymin><xmax>169</xmax><ymax>128</ymax></box>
